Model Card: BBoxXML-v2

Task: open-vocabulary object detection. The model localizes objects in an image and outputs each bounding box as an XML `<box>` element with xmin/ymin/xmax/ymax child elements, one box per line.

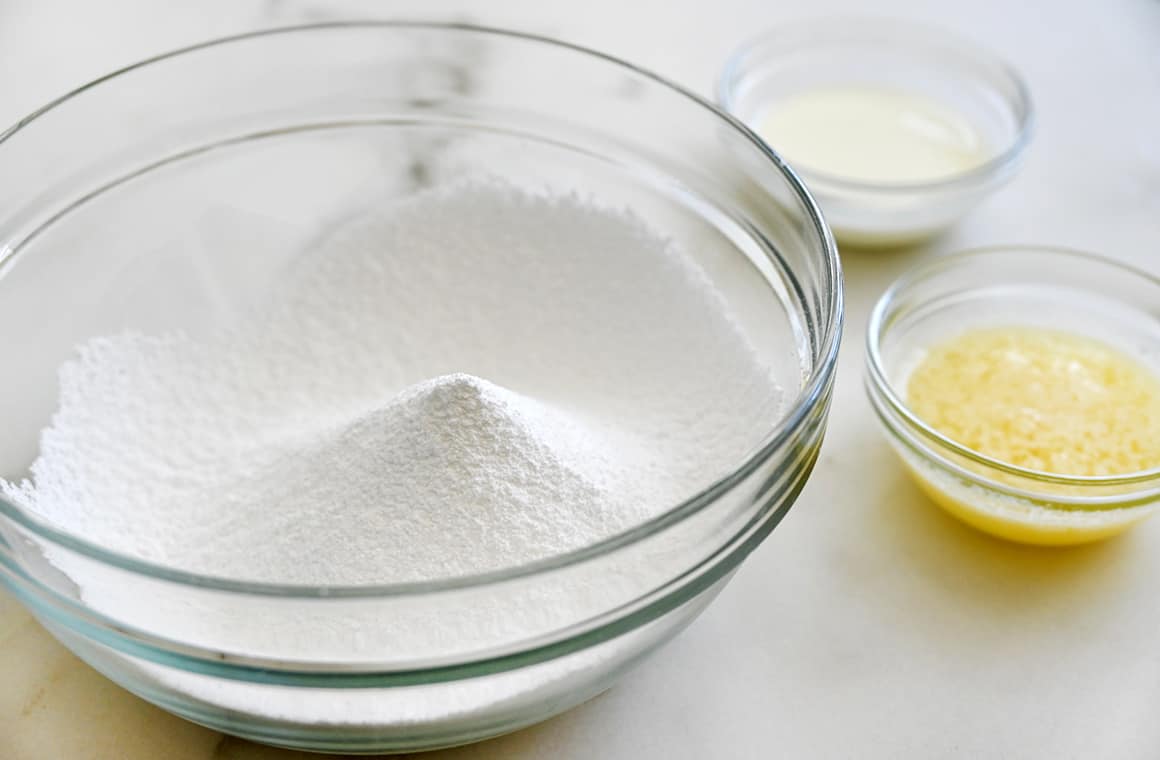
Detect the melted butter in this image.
<box><xmin>907</xmin><ymin>327</ymin><xmax>1160</xmax><ymax>476</ymax></box>
<box><xmin>899</xmin><ymin>326</ymin><xmax>1160</xmax><ymax>546</ymax></box>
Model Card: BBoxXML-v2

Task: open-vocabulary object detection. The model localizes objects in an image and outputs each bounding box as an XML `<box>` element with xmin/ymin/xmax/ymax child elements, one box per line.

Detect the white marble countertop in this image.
<box><xmin>3</xmin><ymin>1</ymin><xmax>1160</xmax><ymax>758</ymax></box>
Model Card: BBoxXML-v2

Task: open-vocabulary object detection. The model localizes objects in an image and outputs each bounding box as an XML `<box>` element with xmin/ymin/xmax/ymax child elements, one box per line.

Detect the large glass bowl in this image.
<box><xmin>0</xmin><ymin>22</ymin><xmax>842</xmax><ymax>753</ymax></box>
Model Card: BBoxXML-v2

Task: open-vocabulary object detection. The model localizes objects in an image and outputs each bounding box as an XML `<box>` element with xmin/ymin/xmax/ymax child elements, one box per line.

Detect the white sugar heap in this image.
<box><xmin>3</xmin><ymin>183</ymin><xmax>782</xmax><ymax>585</ymax></box>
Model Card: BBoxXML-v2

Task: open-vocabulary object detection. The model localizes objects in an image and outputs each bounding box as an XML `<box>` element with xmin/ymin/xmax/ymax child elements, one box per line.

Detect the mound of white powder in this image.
<box><xmin>3</xmin><ymin>183</ymin><xmax>781</xmax><ymax>586</ymax></box>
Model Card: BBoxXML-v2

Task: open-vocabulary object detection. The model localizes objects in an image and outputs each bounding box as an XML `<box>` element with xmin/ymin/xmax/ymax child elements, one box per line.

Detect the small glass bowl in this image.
<box><xmin>865</xmin><ymin>246</ymin><xmax>1160</xmax><ymax>546</ymax></box>
<box><xmin>718</xmin><ymin>18</ymin><xmax>1034</xmax><ymax>248</ymax></box>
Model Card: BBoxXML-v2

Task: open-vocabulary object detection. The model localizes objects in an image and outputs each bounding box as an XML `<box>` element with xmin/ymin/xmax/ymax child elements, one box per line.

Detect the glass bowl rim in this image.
<box><xmin>715</xmin><ymin>16</ymin><xmax>1035</xmax><ymax>195</ymax></box>
<box><xmin>865</xmin><ymin>244</ymin><xmax>1160</xmax><ymax>490</ymax></box>
<box><xmin>0</xmin><ymin>20</ymin><xmax>843</xmax><ymax>599</ymax></box>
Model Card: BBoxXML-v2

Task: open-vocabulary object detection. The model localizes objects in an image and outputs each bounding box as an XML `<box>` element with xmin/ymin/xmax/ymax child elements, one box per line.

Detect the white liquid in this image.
<box><xmin>760</xmin><ymin>86</ymin><xmax>988</xmax><ymax>184</ymax></box>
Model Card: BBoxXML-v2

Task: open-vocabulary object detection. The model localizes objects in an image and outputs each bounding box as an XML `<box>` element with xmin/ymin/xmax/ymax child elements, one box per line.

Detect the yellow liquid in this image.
<box><xmin>902</xmin><ymin>327</ymin><xmax>1160</xmax><ymax>544</ymax></box>
<box><xmin>761</xmin><ymin>86</ymin><xmax>988</xmax><ymax>184</ymax></box>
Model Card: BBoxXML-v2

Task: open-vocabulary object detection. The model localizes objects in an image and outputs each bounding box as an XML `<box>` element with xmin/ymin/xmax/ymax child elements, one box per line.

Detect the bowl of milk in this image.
<box><xmin>719</xmin><ymin>18</ymin><xmax>1034</xmax><ymax>247</ymax></box>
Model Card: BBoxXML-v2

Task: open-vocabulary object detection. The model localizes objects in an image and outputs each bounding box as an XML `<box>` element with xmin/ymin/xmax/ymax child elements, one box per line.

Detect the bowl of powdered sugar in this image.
<box><xmin>0</xmin><ymin>22</ymin><xmax>841</xmax><ymax>753</ymax></box>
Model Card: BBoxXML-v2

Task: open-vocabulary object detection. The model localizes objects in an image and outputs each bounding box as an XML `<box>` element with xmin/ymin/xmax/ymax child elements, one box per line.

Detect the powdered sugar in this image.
<box><xmin>4</xmin><ymin>183</ymin><xmax>781</xmax><ymax>585</ymax></box>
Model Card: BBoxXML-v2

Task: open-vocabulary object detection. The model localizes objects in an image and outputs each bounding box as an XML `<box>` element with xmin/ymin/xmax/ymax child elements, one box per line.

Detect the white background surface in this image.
<box><xmin>2</xmin><ymin>1</ymin><xmax>1159</xmax><ymax>758</ymax></box>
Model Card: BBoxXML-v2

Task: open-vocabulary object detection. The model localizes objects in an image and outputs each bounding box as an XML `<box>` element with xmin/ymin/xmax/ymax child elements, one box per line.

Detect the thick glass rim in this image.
<box><xmin>0</xmin><ymin>21</ymin><xmax>843</xmax><ymax>599</ymax></box>
<box><xmin>716</xmin><ymin>16</ymin><xmax>1035</xmax><ymax>195</ymax></box>
<box><xmin>866</xmin><ymin>244</ymin><xmax>1160</xmax><ymax>488</ymax></box>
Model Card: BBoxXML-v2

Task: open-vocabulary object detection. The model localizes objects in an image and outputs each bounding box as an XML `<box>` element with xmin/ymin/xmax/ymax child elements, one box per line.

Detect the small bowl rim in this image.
<box><xmin>866</xmin><ymin>244</ymin><xmax>1160</xmax><ymax>491</ymax></box>
<box><xmin>0</xmin><ymin>20</ymin><xmax>843</xmax><ymax>600</ymax></box>
<box><xmin>716</xmin><ymin>16</ymin><xmax>1036</xmax><ymax>195</ymax></box>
